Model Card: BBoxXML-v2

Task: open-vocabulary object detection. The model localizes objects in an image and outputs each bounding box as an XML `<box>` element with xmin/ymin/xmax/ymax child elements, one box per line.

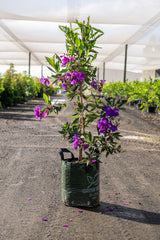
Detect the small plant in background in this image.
<box><xmin>103</xmin><ymin>79</ymin><xmax>160</xmax><ymax>113</ymax></box>
<box><xmin>35</xmin><ymin>17</ymin><xmax>124</xmax><ymax>163</ymax></box>
<box><xmin>0</xmin><ymin>64</ymin><xmax>45</xmax><ymax>108</ymax></box>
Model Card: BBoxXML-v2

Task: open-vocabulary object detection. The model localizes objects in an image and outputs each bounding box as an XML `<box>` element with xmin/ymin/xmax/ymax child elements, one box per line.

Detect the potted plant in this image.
<box><xmin>34</xmin><ymin>17</ymin><xmax>123</xmax><ymax>207</ymax></box>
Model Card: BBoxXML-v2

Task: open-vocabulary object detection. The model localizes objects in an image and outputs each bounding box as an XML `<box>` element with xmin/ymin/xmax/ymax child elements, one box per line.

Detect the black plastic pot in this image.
<box><xmin>129</xmin><ymin>101</ymin><xmax>135</xmax><ymax>106</ymax></box>
<box><xmin>147</xmin><ymin>106</ymin><xmax>156</xmax><ymax>113</ymax></box>
<box><xmin>58</xmin><ymin>148</ymin><xmax>99</xmax><ymax>207</ymax></box>
<box><xmin>136</xmin><ymin>103</ymin><xmax>142</xmax><ymax>110</ymax></box>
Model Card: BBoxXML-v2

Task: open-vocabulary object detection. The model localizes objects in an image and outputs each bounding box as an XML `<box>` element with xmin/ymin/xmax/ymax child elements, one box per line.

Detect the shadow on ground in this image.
<box><xmin>78</xmin><ymin>202</ymin><xmax>160</xmax><ymax>225</ymax></box>
<box><xmin>0</xmin><ymin>112</ymin><xmax>36</xmax><ymax>121</ymax></box>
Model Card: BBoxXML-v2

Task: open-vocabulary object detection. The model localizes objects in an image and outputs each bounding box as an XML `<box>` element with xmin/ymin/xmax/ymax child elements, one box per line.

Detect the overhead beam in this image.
<box><xmin>102</xmin><ymin>11</ymin><xmax>160</xmax><ymax>63</ymax></box>
<box><xmin>0</xmin><ymin>20</ymin><xmax>42</xmax><ymax>65</ymax></box>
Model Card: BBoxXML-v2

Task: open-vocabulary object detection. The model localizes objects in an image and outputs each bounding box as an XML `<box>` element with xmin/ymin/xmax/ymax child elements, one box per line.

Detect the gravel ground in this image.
<box><xmin>0</xmin><ymin>97</ymin><xmax>160</xmax><ymax>240</ymax></box>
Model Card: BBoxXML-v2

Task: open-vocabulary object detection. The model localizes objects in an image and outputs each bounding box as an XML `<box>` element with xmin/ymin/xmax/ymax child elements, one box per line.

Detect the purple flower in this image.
<box><xmin>98</xmin><ymin>88</ymin><xmax>102</xmax><ymax>92</ymax></box>
<box><xmin>41</xmin><ymin>218</ymin><xmax>47</xmax><ymax>221</ymax></box>
<box><xmin>34</xmin><ymin>106</ymin><xmax>47</xmax><ymax>120</ymax></box>
<box><xmin>61</xmin><ymin>55</ymin><xmax>74</xmax><ymax>65</ymax></box>
<box><xmin>72</xmin><ymin>134</ymin><xmax>83</xmax><ymax>149</ymax></box>
<box><xmin>110</xmin><ymin>123</ymin><xmax>118</xmax><ymax>132</ymax></box>
<box><xmin>98</xmin><ymin>117</ymin><xmax>118</xmax><ymax>133</ymax></box>
<box><xmin>62</xmin><ymin>56</ymin><xmax>70</xmax><ymax>65</ymax></box>
<box><xmin>70</xmin><ymin>79</ymin><xmax>79</xmax><ymax>85</ymax></box>
<box><xmin>73</xmin><ymin>134</ymin><xmax>79</xmax><ymax>141</ymax></box>
<box><xmin>100</xmin><ymin>79</ymin><xmax>106</xmax><ymax>87</ymax></box>
<box><xmin>78</xmin><ymin>72</ymin><xmax>85</xmax><ymax>81</ymax></box>
<box><xmin>62</xmin><ymin>83</ymin><xmax>67</xmax><ymax>90</ymax></box>
<box><xmin>83</xmin><ymin>144</ymin><xmax>89</xmax><ymax>150</ymax></box>
<box><xmin>73</xmin><ymin>140</ymin><xmax>79</xmax><ymax>149</ymax></box>
<box><xmin>62</xmin><ymin>71</ymin><xmax>85</xmax><ymax>86</ymax></box>
<box><xmin>65</xmin><ymin>72</ymin><xmax>72</xmax><ymax>79</ymax></box>
<box><xmin>63</xmin><ymin>224</ymin><xmax>68</xmax><ymax>227</ymax></box>
<box><xmin>97</xmin><ymin>117</ymin><xmax>110</xmax><ymax>134</ymax></box>
<box><xmin>72</xmin><ymin>71</ymin><xmax>85</xmax><ymax>84</ymax></box>
<box><xmin>109</xmin><ymin>207</ymin><xmax>114</xmax><ymax>211</ymax></box>
<box><xmin>91</xmin><ymin>80</ymin><xmax>97</xmax><ymax>90</ymax></box>
<box><xmin>113</xmin><ymin>108</ymin><xmax>119</xmax><ymax>117</ymax></box>
<box><xmin>104</xmin><ymin>106</ymin><xmax>119</xmax><ymax>117</ymax></box>
<box><xmin>91</xmin><ymin>80</ymin><xmax>106</xmax><ymax>91</ymax></box>
<box><xmin>40</xmin><ymin>77</ymin><xmax>50</xmax><ymax>86</ymax></box>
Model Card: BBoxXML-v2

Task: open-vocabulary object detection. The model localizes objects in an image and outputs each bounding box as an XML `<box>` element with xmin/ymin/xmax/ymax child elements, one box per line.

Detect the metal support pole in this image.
<box><xmin>123</xmin><ymin>44</ymin><xmax>128</xmax><ymax>83</ymax></box>
<box><xmin>41</xmin><ymin>65</ymin><xmax>43</xmax><ymax>77</ymax></box>
<box><xmin>97</xmin><ymin>68</ymin><xmax>99</xmax><ymax>81</ymax></box>
<box><xmin>103</xmin><ymin>62</ymin><xmax>105</xmax><ymax>80</ymax></box>
<box><xmin>28</xmin><ymin>52</ymin><xmax>31</xmax><ymax>75</ymax></box>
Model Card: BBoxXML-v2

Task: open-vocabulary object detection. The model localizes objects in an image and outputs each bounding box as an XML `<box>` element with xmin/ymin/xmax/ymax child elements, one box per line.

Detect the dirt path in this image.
<box><xmin>0</xmin><ymin>98</ymin><xmax>160</xmax><ymax>240</ymax></box>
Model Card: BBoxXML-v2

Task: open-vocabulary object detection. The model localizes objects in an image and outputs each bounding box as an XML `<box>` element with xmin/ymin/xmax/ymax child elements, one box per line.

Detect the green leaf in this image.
<box><xmin>43</xmin><ymin>93</ymin><xmax>49</xmax><ymax>104</ymax></box>
<box><xmin>47</xmin><ymin>66</ymin><xmax>56</xmax><ymax>73</ymax></box>
<box><xmin>55</xmin><ymin>61</ymin><xmax>60</xmax><ymax>72</ymax></box>
<box><xmin>75</xmin><ymin>38</ymin><xmax>80</xmax><ymax>48</ymax></box>
<box><xmin>55</xmin><ymin>53</ymin><xmax>62</xmax><ymax>62</ymax></box>
<box><xmin>92</xmin><ymin>27</ymin><xmax>104</xmax><ymax>34</ymax></box>
<box><xmin>45</xmin><ymin>56</ymin><xmax>55</xmax><ymax>68</ymax></box>
<box><xmin>88</xmin><ymin>132</ymin><xmax>92</xmax><ymax>141</ymax></box>
<box><xmin>72</xmin><ymin>118</ymin><xmax>79</xmax><ymax>124</ymax></box>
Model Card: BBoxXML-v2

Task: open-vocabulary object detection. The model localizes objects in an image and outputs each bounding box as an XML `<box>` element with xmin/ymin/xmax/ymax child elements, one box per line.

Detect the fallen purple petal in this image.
<box><xmin>28</xmin><ymin>198</ymin><xmax>32</xmax><ymax>200</ymax></box>
<box><xmin>63</xmin><ymin>224</ymin><xmax>68</xmax><ymax>227</ymax></box>
<box><xmin>41</xmin><ymin>218</ymin><xmax>47</xmax><ymax>221</ymax></box>
<box><xmin>124</xmin><ymin>202</ymin><xmax>128</xmax><ymax>205</ymax></box>
<box><xmin>110</xmin><ymin>200</ymin><xmax>114</xmax><ymax>203</ymax></box>
<box><xmin>109</xmin><ymin>207</ymin><xmax>114</xmax><ymax>211</ymax></box>
<box><xmin>78</xmin><ymin>210</ymin><xmax>83</xmax><ymax>213</ymax></box>
<box><xmin>107</xmin><ymin>195</ymin><xmax>110</xmax><ymax>198</ymax></box>
<box><xmin>93</xmin><ymin>160</ymin><xmax>97</xmax><ymax>162</ymax></box>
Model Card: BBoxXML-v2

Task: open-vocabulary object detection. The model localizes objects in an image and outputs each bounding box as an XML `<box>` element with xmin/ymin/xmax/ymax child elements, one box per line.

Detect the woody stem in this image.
<box><xmin>79</xmin><ymin>82</ymin><xmax>85</xmax><ymax>161</ymax></box>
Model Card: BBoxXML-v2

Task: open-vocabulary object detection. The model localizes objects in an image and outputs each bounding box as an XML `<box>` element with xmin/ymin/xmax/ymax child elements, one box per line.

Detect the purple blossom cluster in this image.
<box><xmin>104</xmin><ymin>106</ymin><xmax>119</xmax><ymax>117</ymax></box>
<box><xmin>91</xmin><ymin>80</ymin><xmax>106</xmax><ymax>92</ymax></box>
<box><xmin>34</xmin><ymin>105</ymin><xmax>60</xmax><ymax>120</ymax></box>
<box><xmin>40</xmin><ymin>77</ymin><xmax>50</xmax><ymax>86</ymax></box>
<box><xmin>34</xmin><ymin>105</ymin><xmax>48</xmax><ymax>120</ymax></box>
<box><xmin>97</xmin><ymin>117</ymin><xmax>117</xmax><ymax>134</ymax></box>
<box><xmin>58</xmin><ymin>71</ymin><xmax>85</xmax><ymax>90</ymax></box>
<box><xmin>73</xmin><ymin>134</ymin><xmax>89</xmax><ymax>150</ymax></box>
<box><xmin>60</xmin><ymin>55</ymin><xmax>75</xmax><ymax>66</ymax></box>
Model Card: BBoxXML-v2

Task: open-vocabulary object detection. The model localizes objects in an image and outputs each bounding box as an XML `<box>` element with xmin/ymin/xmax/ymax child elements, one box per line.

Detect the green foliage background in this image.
<box><xmin>0</xmin><ymin>63</ymin><xmax>55</xmax><ymax>109</ymax></box>
<box><xmin>103</xmin><ymin>79</ymin><xmax>160</xmax><ymax>112</ymax></box>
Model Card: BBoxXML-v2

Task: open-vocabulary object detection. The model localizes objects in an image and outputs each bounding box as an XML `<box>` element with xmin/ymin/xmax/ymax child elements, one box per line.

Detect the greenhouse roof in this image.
<box><xmin>0</xmin><ymin>0</ymin><xmax>160</xmax><ymax>73</ymax></box>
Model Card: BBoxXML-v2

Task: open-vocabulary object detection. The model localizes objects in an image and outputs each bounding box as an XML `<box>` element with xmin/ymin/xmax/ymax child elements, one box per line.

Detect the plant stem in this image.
<box><xmin>79</xmin><ymin>82</ymin><xmax>85</xmax><ymax>161</ymax></box>
<box><xmin>79</xmin><ymin>21</ymin><xmax>85</xmax><ymax>162</ymax></box>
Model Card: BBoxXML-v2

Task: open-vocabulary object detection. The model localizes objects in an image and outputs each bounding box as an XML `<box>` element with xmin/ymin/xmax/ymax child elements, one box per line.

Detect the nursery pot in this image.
<box><xmin>129</xmin><ymin>101</ymin><xmax>135</xmax><ymax>106</ymax></box>
<box><xmin>136</xmin><ymin>103</ymin><xmax>142</xmax><ymax>110</ymax></box>
<box><xmin>58</xmin><ymin>148</ymin><xmax>99</xmax><ymax>207</ymax></box>
<box><xmin>147</xmin><ymin>106</ymin><xmax>156</xmax><ymax>113</ymax></box>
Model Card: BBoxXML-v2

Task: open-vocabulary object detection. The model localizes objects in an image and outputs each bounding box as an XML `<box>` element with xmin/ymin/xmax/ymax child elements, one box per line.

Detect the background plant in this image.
<box><xmin>103</xmin><ymin>79</ymin><xmax>160</xmax><ymax>113</ymax></box>
<box><xmin>0</xmin><ymin>64</ymin><xmax>52</xmax><ymax>108</ymax></box>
